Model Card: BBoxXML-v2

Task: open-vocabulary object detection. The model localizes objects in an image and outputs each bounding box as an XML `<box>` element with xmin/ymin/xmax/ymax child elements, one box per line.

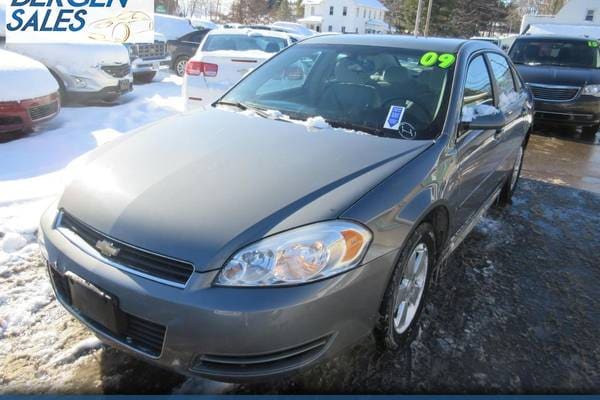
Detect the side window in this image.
<box><xmin>487</xmin><ymin>53</ymin><xmax>518</xmax><ymax>110</ymax></box>
<box><xmin>461</xmin><ymin>55</ymin><xmax>495</xmax><ymax>127</ymax></box>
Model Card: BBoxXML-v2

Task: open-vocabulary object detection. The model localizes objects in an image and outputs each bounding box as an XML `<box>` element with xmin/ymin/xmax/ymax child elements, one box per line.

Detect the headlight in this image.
<box><xmin>582</xmin><ymin>84</ymin><xmax>600</xmax><ymax>97</ymax></box>
<box><xmin>215</xmin><ymin>221</ymin><xmax>372</xmax><ymax>287</ymax></box>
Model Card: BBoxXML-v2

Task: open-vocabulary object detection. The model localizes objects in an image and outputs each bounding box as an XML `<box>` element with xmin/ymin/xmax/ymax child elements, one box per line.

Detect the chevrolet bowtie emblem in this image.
<box><xmin>95</xmin><ymin>239</ymin><xmax>120</xmax><ymax>258</ymax></box>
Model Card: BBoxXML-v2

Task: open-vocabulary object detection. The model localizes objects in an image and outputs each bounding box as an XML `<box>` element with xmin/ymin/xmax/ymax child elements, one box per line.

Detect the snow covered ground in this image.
<box><xmin>0</xmin><ymin>73</ymin><xmax>187</xmax><ymax>393</ymax></box>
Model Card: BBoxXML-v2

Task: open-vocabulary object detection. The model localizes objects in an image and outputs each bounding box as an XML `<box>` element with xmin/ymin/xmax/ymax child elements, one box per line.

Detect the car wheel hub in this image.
<box><xmin>393</xmin><ymin>243</ymin><xmax>428</xmax><ymax>335</ymax></box>
<box><xmin>177</xmin><ymin>60</ymin><xmax>187</xmax><ymax>76</ymax></box>
<box><xmin>511</xmin><ymin>146</ymin><xmax>523</xmax><ymax>191</ymax></box>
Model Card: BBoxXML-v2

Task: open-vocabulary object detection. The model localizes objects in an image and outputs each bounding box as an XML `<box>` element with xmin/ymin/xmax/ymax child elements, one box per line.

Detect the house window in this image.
<box><xmin>356</xmin><ymin>8</ymin><xmax>359</xmax><ymax>17</ymax></box>
<box><xmin>355</xmin><ymin>27</ymin><xmax>358</xmax><ymax>33</ymax></box>
<box><xmin>316</xmin><ymin>25</ymin><xmax>321</xmax><ymax>32</ymax></box>
<box><xmin>311</xmin><ymin>6</ymin><xmax>315</xmax><ymax>15</ymax></box>
<box><xmin>329</xmin><ymin>6</ymin><xmax>334</xmax><ymax>15</ymax></box>
<box><xmin>369</xmin><ymin>10</ymin><xmax>372</xmax><ymax>19</ymax></box>
<box><xmin>343</xmin><ymin>6</ymin><xmax>347</xmax><ymax>16</ymax></box>
<box><xmin>363</xmin><ymin>9</ymin><xmax>366</xmax><ymax>18</ymax></box>
<box><xmin>341</xmin><ymin>26</ymin><xmax>346</xmax><ymax>33</ymax></box>
<box><xmin>328</xmin><ymin>25</ymin><xmax>333</xmax><ymax>31</ymax></box>
<box><xmin>586</xmin><ymin>9</ymin><xmax>594</xmax><ymax>22</ymax></box>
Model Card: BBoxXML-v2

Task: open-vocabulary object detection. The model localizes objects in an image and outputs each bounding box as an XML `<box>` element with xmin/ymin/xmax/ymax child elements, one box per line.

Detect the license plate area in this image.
<box><xmin>118</xmin><ymin>79</ymin><xmax>130</xmax><ymax>91</ymax></box>
<box><xmin>66</xmin><ymin>272</ymin><xmax>125</xmax><ymax>334</ymax></box>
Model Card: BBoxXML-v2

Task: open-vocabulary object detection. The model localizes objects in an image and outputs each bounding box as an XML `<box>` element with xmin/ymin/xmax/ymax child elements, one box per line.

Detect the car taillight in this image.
<box><xmin>185</xmin><ymin>61</ymin><xmax>218</xmax><ymax>77</ymax></box>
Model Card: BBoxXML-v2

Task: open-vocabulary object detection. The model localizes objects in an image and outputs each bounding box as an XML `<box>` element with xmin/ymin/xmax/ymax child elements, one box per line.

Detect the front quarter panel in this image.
<box><xmin>342</xmin><ymin>136</ymin><xmax>453</xmax><ymax>264</ymax></box>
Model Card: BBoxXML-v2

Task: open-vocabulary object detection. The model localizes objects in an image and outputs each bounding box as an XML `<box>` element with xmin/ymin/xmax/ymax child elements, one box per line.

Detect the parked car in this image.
<box><xmin>239</xmin><ymin>24</ymin><xmax>305</xmax><ymax>42</ymax></box>
<box><xmin>272</xmin><ymin>21</ymin><xmax>316</xmax><ymax>37</ymax></box>
<box><xmin>0</xmin><ymin>4</ymin><xmax>132</xmax><ymax>104</ymax></box>
<box><xmin>4</xmin><ymin>42</ymin><xmax>132</xmax><ymax>103</ymax></box>
<box><xmin>124</xmin><ymin>33</ymin><xmax>171</xmax><ymax>83</ymax></box>
<box><xmin>167</xmin><ymin>29</ymin><xmax>211</xmax><ymax>77</ymax></box>
<box><xmin>470</xmin><ymin>36</ymin><xmax>500</xmax><ymax>47</ymax></box>
<box><xmin>0</xmin><ymin>49</ymin><xmax>60</xmax><ymax>133</ymax></box>
<box><xmin>509</xmin><ymin>35</ymin><xmax>600</xmax><ymax>137</ymax></box>
<box><xmin>183</xmin><ymin>29</ymin><xmax>293</xmax><ymax>109</ymax></box>
<box><xmin>40</xmin><ymin>35</ymin><xmax>532</xmax><ymax>382</ymax></box>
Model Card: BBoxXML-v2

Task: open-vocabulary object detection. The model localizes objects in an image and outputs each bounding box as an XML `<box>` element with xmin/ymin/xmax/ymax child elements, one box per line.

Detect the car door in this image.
<box><xmin>485</xmin><ymin>52</ymin><xmax>531</xmax><ymax>186</ymax></box>
<box><xmin>180</xmin><ymin>31</ymin><xmax>207</xmax><ymax>57</ymax></box>
<box><xmin>454</xmin><ymin>54</ymin><xmax>502</xmax><ymax>226</ymax></box>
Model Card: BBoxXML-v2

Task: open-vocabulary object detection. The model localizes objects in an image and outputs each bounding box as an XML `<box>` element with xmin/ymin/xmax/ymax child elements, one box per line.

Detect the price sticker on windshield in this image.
<box><xmin>420</xmin><ymin>52</ymin><xmax>456</xmax><ymax>69</ymax></box>
<box><xmin>588</xmin><ymin>41</ymin><xmax>599</xmax><ymax>48</ymax></box>
<box><xmin>384</xmin><ymin>105</ymin><xmax>406</xmax><ymax>130</ymax></box>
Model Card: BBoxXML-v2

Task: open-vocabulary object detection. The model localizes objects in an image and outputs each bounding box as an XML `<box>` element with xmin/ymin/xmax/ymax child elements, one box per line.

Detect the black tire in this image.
<box><xmin>375</xmin><ymin>222</ymin><xmax>436</xmax><ymax>350</ymax></box>
<box><xmin>497</xmin><ymin>143</ymin><xmax>525</xmax><ymax>207</ymax></box>
<box><xmin>134</xmin><ymin>71</ymin><xmax>157</xmax><ymax>84</ymax></box>
<box><xmin>174</xmin><ymin>56</ymin><xmax>189</xmax><ymax>77</ymax></box>
<box><xmin>582</xmin><ymin>124</ymin><xmax>599</xmax><ymax>140</ymax></box>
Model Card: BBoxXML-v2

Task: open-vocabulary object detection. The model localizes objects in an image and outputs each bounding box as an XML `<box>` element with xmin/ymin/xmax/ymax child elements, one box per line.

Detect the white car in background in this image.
<box><xmin>183</xmin><ymin>29</ymin><xmax>293</xmax><ymax>109</ymax></box>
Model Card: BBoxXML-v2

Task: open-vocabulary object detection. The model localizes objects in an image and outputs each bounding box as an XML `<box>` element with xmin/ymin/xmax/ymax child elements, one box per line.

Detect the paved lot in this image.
<box><xmin>1</xmin><ymin>128</ymin><xmax>599</xmax><ymax>394</ymax></box>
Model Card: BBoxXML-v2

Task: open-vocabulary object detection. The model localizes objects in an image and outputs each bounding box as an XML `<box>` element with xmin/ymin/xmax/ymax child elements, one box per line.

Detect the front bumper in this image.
<box><xmin>131</xmin><ymin>57</ymin><xmax>171</xmax><ymax>75</ymax></box>
<box><xmin>65</xmin><ymin>83</ymin><xmax>133</xmax><ymax>103</ymax></box>
<box><xmin>533</xmin><ymin>95</ymin><xmax>600</xmax><ymax>127</ymax></box>
<box><xmin>40</xmin><ymin>207</ymin><xmax>395</xmax><ymax>381</ymax></box>
<box><xmin>0</xmin><ymin>92</ymin><xmax>60</xmax><ymax>133</ymax></box>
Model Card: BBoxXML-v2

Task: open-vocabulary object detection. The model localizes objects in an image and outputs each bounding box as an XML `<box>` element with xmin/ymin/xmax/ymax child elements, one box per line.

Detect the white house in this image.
<box><xmin>298</xmin><ymin>0</ymin><xmax>389</xmax><ymax>34</ymax></box>
<box><xmin>521</xmin><ymin>0</ymin><xmax>600</xmax><ymax>33</ymax></box>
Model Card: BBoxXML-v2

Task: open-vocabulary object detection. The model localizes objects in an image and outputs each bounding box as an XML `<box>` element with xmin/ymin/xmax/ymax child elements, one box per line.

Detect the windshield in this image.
<box><xmin>203</xmin><ymin>34</ymin><xmax>288</xmax><ymax>53</ymax></box>
<box><xmin>510</xmin><ymin>39</ymin><xmax>600</xmax><ymax>68</ymax></box>
<box><xmin>218</xmin><ymin>44</ymin><xmax>454</xmax><ymax>140</ymax></box>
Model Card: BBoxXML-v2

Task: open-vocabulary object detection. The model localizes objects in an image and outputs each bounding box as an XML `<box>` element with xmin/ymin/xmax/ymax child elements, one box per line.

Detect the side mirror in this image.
<box><xmin>461</xmin><ymin>106</ymin><xmax>506</xmax><ymax>131</ymax></box>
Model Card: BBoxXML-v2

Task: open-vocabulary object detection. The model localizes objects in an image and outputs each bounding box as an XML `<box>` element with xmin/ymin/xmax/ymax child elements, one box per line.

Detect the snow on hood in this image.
<box><xmin>5</xmin><ymin>41</ymin><xmax>129</xmax><ymax>75</ymax></box>
<box><xmin>0</xmin><ymin>49</ymin><xmax>58</xmax><ymax>102</ymax></box>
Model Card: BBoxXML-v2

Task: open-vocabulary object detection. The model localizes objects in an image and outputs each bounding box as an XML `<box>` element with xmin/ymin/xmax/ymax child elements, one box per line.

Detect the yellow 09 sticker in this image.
<box><xmin>420</xmin><ymin>52</ymin><xmax>456</xmax><ymax>69</ymax></box>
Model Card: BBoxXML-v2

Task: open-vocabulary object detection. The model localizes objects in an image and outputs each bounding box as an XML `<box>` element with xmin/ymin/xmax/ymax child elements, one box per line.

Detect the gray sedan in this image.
<box><xmin>39</xmin><ymin>34</ymin><xmax>533</xmax><ymax>381</ymax></box>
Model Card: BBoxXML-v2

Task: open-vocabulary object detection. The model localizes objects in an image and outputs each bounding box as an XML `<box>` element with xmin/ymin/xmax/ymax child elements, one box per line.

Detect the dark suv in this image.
<box><xmin>509</xmin><ymin>35</ymin><xmax>600</xmax><ymax>137</ymax></box>
<box><xmin>167</xmin><ymin>29</ymin><xmax>211</xmax><ymax>76</ymax></box>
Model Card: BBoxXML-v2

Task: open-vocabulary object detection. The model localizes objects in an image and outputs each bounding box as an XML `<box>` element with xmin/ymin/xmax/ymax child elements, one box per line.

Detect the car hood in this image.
<box><xmin>515</xmin><ymin>64</ymin><xmax>600</xmax><ymax>86</ymax></box>
<box><xmin>60</xmin><ymin>108</ymin><xmax>431</xmax><ymax>272</ymax></box>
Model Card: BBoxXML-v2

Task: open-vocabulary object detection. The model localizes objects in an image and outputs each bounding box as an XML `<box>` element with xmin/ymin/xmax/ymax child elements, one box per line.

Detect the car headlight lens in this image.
<box><xmin>582</xmin><ymin>84</ymin><xmax>600</xmax><ymax>97</ymax></box>
<box><xmin>215</xmin><ymin>221</ymin><xmax>372</xmax><ymax>287</ymax></box>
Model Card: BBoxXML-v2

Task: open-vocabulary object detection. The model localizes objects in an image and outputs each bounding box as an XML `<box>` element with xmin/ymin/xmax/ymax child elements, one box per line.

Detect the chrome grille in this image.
<box><xmin>59</xmin><ymin>211</ymin><xmax>194</xmax><ymax>286</ymax></box>
<box><xmin>28</xmin><ymin>101</ymin><xmax>58</xmax><ymax>121</ymax></box>
<box><xmin>133</xmin><ymin>41</ymin><xmax>167</xmax><ymax>59</ymax></box>
<box><xmin>528</xmin><ymin>84</ymin><xmax>580</xmax><ymax>102</ymax></box>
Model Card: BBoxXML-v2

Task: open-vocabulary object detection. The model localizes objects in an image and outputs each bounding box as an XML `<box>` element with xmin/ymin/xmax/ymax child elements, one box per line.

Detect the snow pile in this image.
<box><xmin>155</xmin><ymin>14</ymin><xmax>195</xmax><ymax>40</ymax></box>
<box><xmin>461</xmin><ymin>104</ymin><xmax>499</xmax><ymax>123</ymax></box>
<box><xmin>0</xmin><ymin>74</ymin><xmax>185</xmax><ymax>392</ymax></box>
<box><xmin>0</xmin><ymin>49</ymin><xmax>58</xmax><ymax>102</ymax></box>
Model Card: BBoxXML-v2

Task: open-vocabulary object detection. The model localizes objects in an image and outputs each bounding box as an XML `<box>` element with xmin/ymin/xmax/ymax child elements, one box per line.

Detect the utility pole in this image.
<box><xmin>414</xmin><ymin>0</ymin><xmax>424</xmax><ymax>36</ymax></box>
<box><xmin>424</xmin><ymin>0</ymin><xmax>433</xmax><ymax>36</ymax></box>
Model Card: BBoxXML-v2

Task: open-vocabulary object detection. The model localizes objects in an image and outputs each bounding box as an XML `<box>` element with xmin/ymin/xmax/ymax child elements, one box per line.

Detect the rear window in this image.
<box><xmin>203</xmin><ymin>34</ymin><xmax>288</xmax><ymax>53</ymax></box>
<box><xmin>509</xmin><ymin>39</ymin><xmax>600</xmax><ymax>69</ymax></box>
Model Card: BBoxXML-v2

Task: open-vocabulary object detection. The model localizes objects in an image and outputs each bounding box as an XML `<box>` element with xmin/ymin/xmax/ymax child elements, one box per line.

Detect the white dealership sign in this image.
<box><xmin>4</xmin><ymin>0</ymin><xmax>154</xmax><ymax>43</ymax></box>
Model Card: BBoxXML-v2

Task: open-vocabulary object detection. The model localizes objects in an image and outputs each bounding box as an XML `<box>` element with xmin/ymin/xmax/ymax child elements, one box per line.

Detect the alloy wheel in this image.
<box><xmin>393</xmin><ymin>243</ymin><xmax>429</xmax><ymax>334</ymax></box>
<box><xmin>176</xmin><ymin>59</ymin><xmax>188</xmax><ymax>77</ymax></box>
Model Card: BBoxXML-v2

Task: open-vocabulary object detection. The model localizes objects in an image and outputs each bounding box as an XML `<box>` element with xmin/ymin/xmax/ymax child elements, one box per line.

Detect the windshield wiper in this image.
<box><xmin>325</xmin><ymin>119</ymin><xmax>386</xmax><ymax>137</ymax></box>
<box><xmin>214</xmin><ymin>100</ymin><xmax>248</xmax><ymax>111</ymax></box>
<box><xmin>215</xmin><ymin>100</ymin><xmax>292</xmax><ymax>123</ymax></box>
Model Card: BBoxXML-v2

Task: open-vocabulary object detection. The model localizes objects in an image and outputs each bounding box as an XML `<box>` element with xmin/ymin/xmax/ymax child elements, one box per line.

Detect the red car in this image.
<box><xmin>0</xmin><ymin>49</ymin><xmax>61</xmax><ymax>134</ymax></box>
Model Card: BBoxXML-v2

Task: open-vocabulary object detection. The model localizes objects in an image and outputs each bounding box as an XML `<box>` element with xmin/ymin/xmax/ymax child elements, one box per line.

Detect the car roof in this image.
<box><xmin>516</xmin><ymin>34</ymin><xmax>593</xmax><ymax>42</ymax></box>
<box><xmin>206</xmin><ymin>28</ymin><xmax>291</xmax><ymax>40</ymax></box>
<box><xmin>300</xmin><ymin>34</ymin><xmax>476</xmax><ymax>53</ymax></box>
